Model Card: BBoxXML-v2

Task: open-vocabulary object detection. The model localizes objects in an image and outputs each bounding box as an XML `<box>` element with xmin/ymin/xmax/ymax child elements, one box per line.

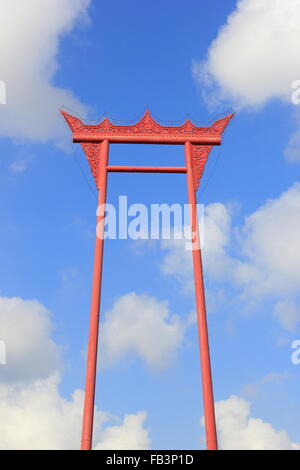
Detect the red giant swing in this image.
<box><xmin>62</xmin><ymin>108</ymin><xmax>233</xmax><ymax>451</ymax></box>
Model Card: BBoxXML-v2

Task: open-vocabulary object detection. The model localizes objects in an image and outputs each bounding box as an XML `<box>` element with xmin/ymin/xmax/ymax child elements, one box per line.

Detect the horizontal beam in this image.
<box><xmin>73</xmin><ymin>134</ymin><xmax>221</xmax><ymax>145</ymax></box>
<box><xmin>107</xmin><ymin>166</ymin><xmax>187</xmax><ymax>173</ymax></box>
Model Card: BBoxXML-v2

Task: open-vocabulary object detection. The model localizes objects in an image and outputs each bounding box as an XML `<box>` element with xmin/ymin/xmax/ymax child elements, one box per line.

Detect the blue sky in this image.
<box><xmin>0</xmin><ymin>0</ymin><xmax>300</xmax><ymax>450</ymax></box>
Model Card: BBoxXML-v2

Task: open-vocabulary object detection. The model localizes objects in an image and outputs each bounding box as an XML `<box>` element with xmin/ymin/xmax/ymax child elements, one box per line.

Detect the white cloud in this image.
<box><xmin>0</xmin><ymin>0</ymin><xmax>90</xmax><ymax>144</ymax></box>
<box><xmin>94</xmin><ymin>412</ymin><xmax>150</xmax><ymax>450</ymax></box>
<box><xmin>0</xmin><ymin>375</ymin><xmax>96</xmax><ymax>450</ymax></box>
<box><xmin>234</xmin><ymin>183</ymin><xmax>300</xmax><ymax>297</ymax></box>
<box><xmin>159</xmin><ymin>183</ymin><xmax>300</xmax><ymax>329</ymax></box>
<box><xmin>0</xmin><ymin>296</ymin><xmax>61</xmax><ymax>383</ymax></box>
<box><xmin>160</xmin><ymin>238</ymin><xmax>193</xmax><ymax>291</ymax></box>
<box><xmin>212</xmin><ymin>395</ymin><xmax>300</xmax><ymax>450</ymax></box>
<box><xmin>194</xmin><ymin>0</ymin><xmax>300</xmax><ymax>160</ymax></box>
<box><xmin>160</xmin><ymin>202</ymin><xmax>235</xmax><ymax>290</ymax></box>
<box><xmin>0</xmin><ymin>374</ymin><xmax>150</xmax><ymax>450</ymax></box>
<box><xmin>0</xmin><ymin>295</ymin><xmax>151</xmax><ymax>449</ymax></box>
<box><xmin>100</xmin><ymin>292</ymin><xmax>185</xmax><ymax>369</ymax></box>
<box><xmin>195</xmin><ymin>0</ymin><xmax>300</xmax><ymax>108</ymax></box>
<box><xmin>201</xmin><ymin>203</ymin><xmax>234</xmax><ymax>279</ymax></box>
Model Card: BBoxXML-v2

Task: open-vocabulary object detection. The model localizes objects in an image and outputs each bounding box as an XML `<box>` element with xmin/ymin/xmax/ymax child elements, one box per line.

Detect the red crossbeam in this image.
<box><xmin>73</xmin><ymin>134</ymin><xmax>221</xmax><ymax>145</ymax></box>
<box><xmin>107</xmin><ymin>166</ymin><xmax>187</xmax><ymax>173</ymax></box>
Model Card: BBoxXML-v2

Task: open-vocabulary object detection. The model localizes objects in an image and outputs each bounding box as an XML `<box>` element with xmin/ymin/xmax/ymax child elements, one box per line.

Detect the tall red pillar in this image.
<box><xmin>81</xmin><ymin>140</ymin><xmax>109</xmax><ymax>450</ymax></box>
<box><xmin>185</xmin><ymin>141</ymin><xmax>218</xmax><ymax>450</ymax></box>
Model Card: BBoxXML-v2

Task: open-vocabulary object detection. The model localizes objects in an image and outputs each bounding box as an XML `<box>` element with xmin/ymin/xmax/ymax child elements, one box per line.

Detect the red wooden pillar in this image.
<box><xmin>81</xmin><ymin>140</ymin><xmax>109</xmax><ymax>450</ymax></box>
<box><xmin>185</xmin><ymin>141</ymin><xmax>218</xmax><ymax>451</ymax></box>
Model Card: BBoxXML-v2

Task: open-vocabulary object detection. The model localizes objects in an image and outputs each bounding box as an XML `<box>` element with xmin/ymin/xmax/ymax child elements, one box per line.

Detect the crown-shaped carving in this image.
<box><xmin>61</xmin><ymin>109</ymin><xmax>233</xmax><ymax>141</ymax></box>
<box><xmin>61</xmin><ymin>109</ymin><xmax>233</xmax><ymax>191</ymax></box>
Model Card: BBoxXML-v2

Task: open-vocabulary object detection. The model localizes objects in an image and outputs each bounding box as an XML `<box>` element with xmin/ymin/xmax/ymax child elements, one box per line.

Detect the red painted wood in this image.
<box><xmin>73</xmin><ymin>134</ymin><xmax>221</xmax><ymax>145</ymax></box>
<box><xmin>61</xmin><ymin>109</ymin><xmax>232</xmax><ymax>147</ymax></box>
<box><xmin>107</xmin><ymin>166</ymin><xmax>187</xmax><ymax>173</ymax></box>
<box><xmin>61</xmin><ymin>109</ymin><xmax>233</xmax><ymax>451</ymax></box>
<box><xmin>185</xmin><ymin>141</ymin><xmax>218</xmax><ymax>450</ymax></box>
<box><xmin>81</xmin><ymin>140</ymin><xmax>109</xmax><ymax>451</ymax></box>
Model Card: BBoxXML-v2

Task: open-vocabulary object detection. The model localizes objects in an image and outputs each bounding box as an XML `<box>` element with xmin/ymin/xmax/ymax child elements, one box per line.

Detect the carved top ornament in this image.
<box><xmin>61</xmin><ymin>109</ymin><xmax>233</xmax><ymax>141</ymax></box>
<box><xmin>61</xmin><ymin>109</ymin><xmax>233</xmax><ymax>191</ymax></box>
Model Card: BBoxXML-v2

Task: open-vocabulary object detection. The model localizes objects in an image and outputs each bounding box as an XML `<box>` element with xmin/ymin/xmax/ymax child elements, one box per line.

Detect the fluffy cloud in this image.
<box><xmin>200</xmin><ymin>203</ymin><xmax>234</xmax><ymax>279</ymax></box>
<box><xmin>0</xmin><ymin>295</ymin><xmax>150</xmax><ymax>449</ymax></box>
<box><xmin>0</xmin><ymin>375</ymin><xmax>97</xmax><ymax>450</ymax></box>
<box><xmin>100</xmin><ymin>293</ymin><xmax>185</xmax><ymax>369</ymax></box>
<box><xmin>194</xmin><ymin>0</ymin><xmax>300</xmax><ymax>160</ymax></box>
<box><xmin>234</xmin><ymin>183</ymin><xmax>300</xmax><ymax>297</ymax></box>
<box><xmin>94</xmin><ymin>412</ymin><xmax>150</xmax><ymax>450</ymax></box>
<box><xmin>213</xmin><ymin>395</ymin><xmax>300</xmax><ymax>450</ymax></box>
<box><xmin>160</xmin><ymin>238</ymin><xmax>193</xmax><ymax>291</ymax></box>
<box><xmin>160</xmin><ymin>183</ymin><xmax>300</xmax><ymax>328</ymax></box>
<box><xmin>0</xmin><ymin>296</ymin><xmax>61</xmax><ymax>382</ymax></box>
<box><xmin>0</xmin><ymin>0</ymin><xmax>90</xmax><ymax>143</ymax></box>
<box><xmin>195</xmin><ymin>0</ymin><xmax>300</xmax><ymax>108</ymax></box>
<box><xmin>0</xmin><ymin>374</ymin><xmax>150</xmax><ymax>450</ymax></box>
<box><xmin>160</xmin><ymin>202</ymin><xmax>234</xmax><ymax>290</ymax></box>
